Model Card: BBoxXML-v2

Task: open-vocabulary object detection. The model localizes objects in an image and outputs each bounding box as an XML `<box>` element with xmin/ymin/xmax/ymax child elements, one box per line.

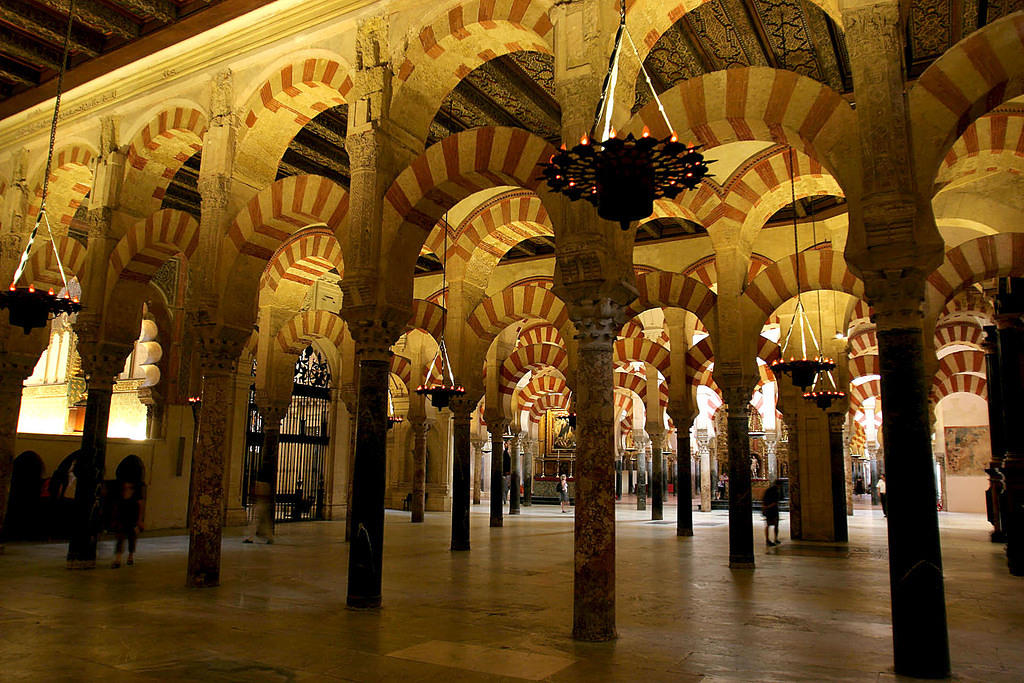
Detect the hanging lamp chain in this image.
<box><xmin>10</xmin><ymin>0</ymin><xmax>76</xmax><ymax>291</ymax></box>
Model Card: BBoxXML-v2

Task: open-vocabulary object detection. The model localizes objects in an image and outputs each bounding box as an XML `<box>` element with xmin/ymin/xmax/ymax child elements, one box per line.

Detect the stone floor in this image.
<box><xmin>0</xmin><ymin>505</ymin><xmax>1021</xmax><ymax>681</ymax></box>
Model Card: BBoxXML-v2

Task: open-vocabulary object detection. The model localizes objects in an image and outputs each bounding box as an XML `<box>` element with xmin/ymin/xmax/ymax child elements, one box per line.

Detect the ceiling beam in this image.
<box><xmin>0</xmin><ymin>1</ymin><xmax>105</xmax><ymax>57</ymax></box>
<box><xmin>285</xmin><ymin>136</ymin><xmax>350</xmax><ymax>181</ymax></box>
<box><xmin>489</xmin><ymin>58</ymin><xmax>561</xmax><ymax>125</ymax></box>
<box><xmin>107</xmin><ymin>0</ymin><xmax>178</xmax><ymax>24</ymax></box>
<box><xmin>0</xmin><ymin>56</ymin><xmax>37</xmax><ymax>86</ymax></box>
<box><xmin>0</xmin><ymin>27</ymin><xmax>62</xmax><ymax>70</ymax></box>
<box><xmin>34</xmin><ymin>0</ymin><xmax>138</xmax><ymax>41</ymax></box>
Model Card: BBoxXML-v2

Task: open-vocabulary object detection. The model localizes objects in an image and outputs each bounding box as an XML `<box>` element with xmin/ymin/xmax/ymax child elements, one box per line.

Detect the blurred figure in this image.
<box><xmin>111</xmin><ymin>482</ymin><xmax>143</xmax><ymax>568</ymax></box>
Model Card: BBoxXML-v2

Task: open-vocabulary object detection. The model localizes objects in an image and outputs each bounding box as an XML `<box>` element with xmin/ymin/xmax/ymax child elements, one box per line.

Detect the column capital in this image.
<box><xmin>449</xmin><ymin>395</ymin><xmax>476</xmax><ymax>420</ymax></box>
<box><xmin>863</xmin><ymin>268</ymin><xmax>927</xmax><ymax>331</ymax></box>
<box><xmin>666</xmin><ymin>401</ymin><xmax>697</xmax><ymax>430</ymax></box>
<box><xmin>254</xmin><ymin>391</ymin><xmax>290</xmax><ymax>425</ymax></box>
<box><xmin>570</xmin><ymin>298</ymin><xmax>628</xmax><ymax>351</ymax></box>
<box><xmin>345</xmin><ymin>312</ymin><xmax>406</xmax><ymax>361</ymax></box>
<box><xmin>195</xmin><ymin>326</ymin><xmax>248</xmax><ymax>377</ymax></box>
<box><xmin>76</xmin><ymin>337</ymin><xmax>132</xmax><ymax>388</ymax></box>
<box><xmin>721</xmin><ymin>385</ymin><xmax>753</xmax><ymax>414</ymax></box>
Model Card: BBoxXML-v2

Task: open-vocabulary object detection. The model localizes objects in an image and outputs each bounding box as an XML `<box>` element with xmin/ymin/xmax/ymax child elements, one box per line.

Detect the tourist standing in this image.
<box><xmin>877</xmin><ymin>475</ymin><xmax>887</xmax><ymax>517</ymax></box>
<box><xmin>558</xmin><ymin>474</ymin><xmax>570</xmax><ymax>513</ymax></box>
<box><xmin>762</xmin><ymin>479</ymin><xmax>782</xmax><ymax>547</ymax></box>
<box><xmin>111</xmin><ymin>482</ymin><xmax>143</xmax><ymax>568</ymax></box>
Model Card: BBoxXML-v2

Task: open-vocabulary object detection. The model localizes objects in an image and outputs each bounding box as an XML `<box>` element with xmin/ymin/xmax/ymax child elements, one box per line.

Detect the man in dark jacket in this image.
<box><xmin>763</xmin><ymin>479</ymin><xmax>783</xmax><ymax>547</ymax></box>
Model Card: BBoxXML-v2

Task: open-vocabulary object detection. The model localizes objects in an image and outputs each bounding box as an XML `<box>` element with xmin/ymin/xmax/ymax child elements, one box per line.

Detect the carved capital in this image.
<box><xmin>255</xmin><ymin>391</ymin><xmax>290</xmax><ymax>425</ymax></box>
<box><xmin>863</xmin><ymin>269</ymin><xmax>926</xmax><ymax>331</ymax></box>
<box><xmin>721</xmin><ymin>385</ymin><xmax>752</xmax><ymax>415</ymax></box>
<box><xmin>348</xmin><ymin>317</ymin><xmax>403</xmax><ymax>362</ymax></box>
<box><xmin>195</xmin><ymin>328</ymin><xmax>246</xmax><ymax>376</ymax></box>
<box><xmin>449</xmin><ymin>394</ymin><xmax>476</xmax><ymax>420</ymax></box>
<box><xmin>571</xmin><ymin>298</ymin><xmax>627</xmax><ymax>351</ymax></box>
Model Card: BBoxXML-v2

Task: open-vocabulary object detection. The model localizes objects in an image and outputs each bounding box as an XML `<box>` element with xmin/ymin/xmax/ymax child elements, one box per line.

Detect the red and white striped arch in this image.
<box><xmin>260</xmin><ymin>227</ymin><xmax>343</xmax><ymax>293</ymax></box>
<box><xmin>849</xmin><ymin>328</ymin><xmax>877</xmax><ymax>357</ymax></box>
<box><xmin>124</xmin><ymin>106</ymin><xmax>207</xmax><ymax>213</ymax></box>
<box><xmin>500</xmin><ymin>342</ymin><xmax>568</xmax><ymax>396</ymax></box>
<box><xmin>849</xmin><ymin>353</ymin><xmax>878</xmax><ymax>380</ymax></box>
<box><xmin>517</xmin><ymin>321</ymin><xmax>564</xmax><ymax>348</ymax></box>
<box><xmin>516</xmin><ymin>374</ymin><xmax>568</xmax><ymax>413</ymax></box>
<box><xmin>934</xmin><ymin>321</ymin><xmax>985</xmax><ymax>350</ymax></box>
<box><xmin>30</xmin><ymin>144</ymin><xmax>94</xmax><ymax>229</ymax></box>
<box><xmin>937</xmin><ymin>113</ymin><xmax>1024</xmax><ymax>192</ymax></box>
<box><xmin>849</xmin><ymin>377</ymin><xmax>881</xmax><ymax>409</ymax></box>
<box><xmin>743</xmin><ymin>249</ymin><xmax>863</xmax><ymax>319</ymax></box>
<box><xmin>925</xmin><ymin>234</ymin><xmax>1024</xmax><ymax>320</ymax></box>
<box><xmin>931</xmin><ymin>349</ymin><xmax>986</xmax><ymax>396</ymax></box>
<box><xmin>274</xmin><ymin>310</ymin><xmax>348</xmax><ymax>355</ymax></box>
<box><xmin>391</xmin><ymin>354</ymin><xmax>413</xmax><ymax>389</ymax></box>
<box><xmin>237</xmin><ymin>56</ymin><xmax>353</xmax><ymax>186</ymax></box>
<box><xmin>932</xmin><ymin>374</ymin><xmax>988</xmax><ymax>403</ymax></box>
<box><xmin>446</xmin><ymin>190</ymin><xmax>551</xmax><ymax>262</ymax></box>
<box><xmin>626</xmin><ymin>269</ymin><xmax>717</xmax><ymax>326</ymax></box>
<box><xmin>408</xmin><ymin>298</ymin><xmax>447</xmax><ymax>342</ymax></box>
<box><xmin>613</xmin><ymin>336</ymin><xmax>671</xmax><ymax>377</ymax></box>
<box><xmin>108</xmin><ymin>209</ymin><xmax>199</xmax><ymax>284</ymax></box>
<box><xmin>527</xmin><ymin>391</ymin><xmax>570</xmax><ymax>424</ymax></box>
<box><xmin>22</xmin><ymin>237</ymin><xmax>86</xmax><ymax>290</ymax></box>
<box><xmin>466</xmin><ymin>283</ymin><xmax>570</xmax><ymax>343</ymax></box>
<box><xmin>226</xmin><ymin>174</ymin><xmax>349</xmax><ymax>265</ymax></box>
<box><xmin>910</xmin><ymin>13</ymin><xmax>1024</xmax><ymax>189</ymax></box>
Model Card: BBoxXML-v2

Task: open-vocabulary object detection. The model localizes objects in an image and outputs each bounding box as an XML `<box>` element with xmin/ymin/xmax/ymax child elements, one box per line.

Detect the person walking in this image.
<box><xmin>557</xmin><ymin>474</ymin><xmax>570</xmax><ymax>513</ymax></box>
<box><xmin>244</xmin><ymin>480</ymin><xmax>274</xmax><ymax>544</ymax></box>
<box><xmin>877</xmin><ymin>475</ymin><xmax>888</xmax><ymax>518</ymax></box>
<box><xmin>762</xmin><ymin>479</ymin><xmax>782</xmax><ymax>547</ymax></box>
<box><xmin>111</xmin><ymin>481</ymin><xmax>143</xmax><ymax>568</ymax></box>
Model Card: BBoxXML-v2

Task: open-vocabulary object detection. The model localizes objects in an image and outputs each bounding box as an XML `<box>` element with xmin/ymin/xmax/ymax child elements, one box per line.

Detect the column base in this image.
<box><xmin>991</xmin><ymin>530</ymin><xmax>1007</xmax><ymax>543</ymax></box>
<box><xmin>411</xmin><ymin>514</ymin><xmax>424</xmax><ymax>523</ymax></box>
<box><xmin>66</xmin><ymin>559</ymin><xmax>96</xmax><ymax>570</ymax></box>
<box><xmin>636</xmin><ymin>501</ymin><xmax>646</xmax><ymax>511</ymax></box>
<box><xmin>509</xmin><ymin>509</ymin><xmax>521</xmax><ymax>515</ymax></box>
<box><xmin>490</xmin><ymin>518</ymin><xmax>502</xmax><ymax>528</ymax></box>
<box><xmin>347</xmin><ymin>595</ymin><xmax>382</xmax><ymax>609</ymax></box>
<box><xmin>572</xmin><ymin>625</ymin><xmax>618</xmax><ymax>642</ymax></box>
<box><xmin>652</xmin><ymin>510</ymin><xmax>663</xmax><ymax>521</ymax></box>
<box><xmin>729</xmin><ymin>557</ymin><xmax>755</xmax><ymax>569</ymax></box>
<box><xmin>187</xmin><ymin>572</ymin><xmax>220</xmax><ymax>588</ymax></box>
<box><xmin>451</xmin><ymin>541</ymin><xmax>470</xmax><ymax>552</ymax></box>
<box><xmin>677</xmin><ymin>528</ymin><xmax>693</xmax><ymax>537</ymax></box>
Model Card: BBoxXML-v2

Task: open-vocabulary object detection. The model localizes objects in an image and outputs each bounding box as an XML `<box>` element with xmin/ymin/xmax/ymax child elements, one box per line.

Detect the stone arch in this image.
<box><xmin>260</xmin><ymin>227</ymin><xmax>343</xmax><ymax>293</ymax></box>
<box><xmin>22</xmin><ymin>237</ymin><xmax>86</xmax><ymax>290</ymax></box>
<box><xmin>29</xmin><ymin>143</ymin><xmax>95</xmax><ymax>229</ymax></box>
<box><xmin>848</xmin><ymin>328</ymin><xmax>877</xmax><ymax>357</ymax></box>
<box><xmin>517</xmin><ymin>321</ymin><xmax>565</xmax><ymax>347</ymax></box>
<box><xmin>932</xmin><ymin>348</ymin><xmax>986</xmax><ymax>391</ymax></box>
<box><xmin>465</xmin><ymin>283</ymin><xmax>570</xmax><ymax>344</ymax></box>
<box><xmin>390</xmin><ymin>354</ymin><xmax>413</xmax><ymax>389</ymax></box>
<box><xmin>392</xmin><ymin>0</ymin><xmax>554</xmax><ymax>142</ymax></box>
<box><xmin>931</xmin><ymin>373</ymin><xmax>987</xmax><ymax>403</ymax></box>
<box><xmin>516</xmin><ymin>374</ymin><xmax>568</xmax><ymax>411</ymax></box>
<box><xmin>500</xmin><ymin>342</ymin><xmax>568</xmax><ymax>397</ymax></box>
<box><xmin>526</xmin><ymin>391</ymin><xmax>570</xmax><ymax>423</ymax></box>
<box><xmin>381</xmin><ymin>128</ymin><xmax>555</xmax><ymax>306</ymax></box>
<box><xmin>924</xmin><ymin>234</ymin><xmax>1024</xmax><ymax>320</ymax></box>
<box><xmin>743</xmin><ymin>249</ymin><xmax>864</xmax><ymax>319</ymax></box>
<box><xmin>850</xmin><ymin>353</ymin><xmax>878</xmax><ymax>380</ymax></box>
<box><xmin>123</xmin><ymin>103</ymin><xmax>207</xmax><ymax>213</ymax></box>
<box><xmin>934</xmin><ymin>321</ymin><xmax>985</xmax><ymax>350</ymax></box>
<box><xmin>455</xmin><ymin>192</ymin><xmax>554</xmax><ymax>287</ymax></box>
<box><xmin>274</xmin><ymin>310</ymin><xmax>348</xmax><ymax>354</ymax></box>
<box><xmin>625</xmin><ymin>269</ymin><xmax>717</xmax><ymax>329</ymax></box>
<box><xmin>407</xmin><ymin>299</ymin><xmax>447</xmax><ymax>342</ymax></box>
<box><xmin>910</xmin><ymin>12</ymin><xmax>1024</xmax><ymax>189</ymax></box>
<box><xmin>108</xmin><ymin>209</ymin><xmax>199</xmax><ymax>284</ymax></box>
<box><xmin>614</xmin><ymin>336</ymin><xmax>670</xmax><ymax>376</ymax></box>
<box><xmin>236</xmin><ymin>52</ymin><xmax>354</xmax><ymax>186</ymax></box>
<box><xmin>849</xmin><ymin>377</ymin><xmax>881</xmax><ymax>408</ymax></box>
<box><xmin>624</xmin><ymin>67</ymin><xmax>860</xmax><ymax>195</ymax></box>
<box><xmin>936</xmin><ymin>112</ymin><xmax>1024</xmax><ymax>192</ymax></box>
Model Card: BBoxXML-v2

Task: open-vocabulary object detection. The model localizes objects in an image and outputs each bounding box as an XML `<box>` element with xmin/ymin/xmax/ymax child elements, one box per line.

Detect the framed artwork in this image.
<box><xmin>944</xmin><ymin>426</ymin><xmax>991</xmax><ymax>476</ymax></box>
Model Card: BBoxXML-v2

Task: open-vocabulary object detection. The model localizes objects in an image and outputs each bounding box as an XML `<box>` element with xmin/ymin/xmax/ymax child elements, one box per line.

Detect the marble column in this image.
<box><xmin>471</xmin><ymin>436</ymin><xmax>485</xmax><ymax>506</ymax></box>
<box><xmin>676</xmin><ymin>428</ymin><xmax>694</xmax><ymax>537</ymax></box>
<box><xmin>186</xmin><ymin>340</ymin><xmax>239</xmax><ymax>587</ymax></box>
<box><xmin>635</xmin><ymin>433</ymin><xmax>647</xmax><ymax>511</ymax></box>
<box><xmin>411</xmin><ymin>418</ymin><xmax>430</xmax><ymax>522</ymax></box>
<box><xmin>256</xmin><ymin>398</ymin><xmax>290</xmax><ymax>534</ymax></box>
<box><xmin>487</xmin><ymin>418</ymin><xmax>507</xmax><ymax>528</ymax></box>
<box><xmin>571</xmin><ymin>305</ymin><xmax>620</xmax><ymax>641</ymax></box>
<box><xmin>509</xmin><ymin>433</ymin><xmax>521</xmax><ymax>515</ymax></box>
<box><xmin>996</xmin><ymin>280</ymin><xmax>1024</xmax><ymax>576</ymax></box>
<box><xmin>827</xmin><ymin>411</ymin><xmax>849</xmax><ymax>543</ymax></box>
<box><xmin>723</xmin><ymin>387</ymin><xmax>754</xmax><ymax>568</ymax></box>
<box><xmin>785</xmin><ymin>414</ymin><xmax>802</xmax><ymax>540</ymax></box>
<box><xmin>983</xmin><ymin>326</ymin><xmax>1007</xmax><ymax>542</ymax></box>
<box><xmin>450</xmin><ymin>397</ymin><xmax>474</xmax><ymax>550</ymax></box>
<box><xmin>0</xmin><ymin>350</ymin><xmax>40</xmax><ymax>550</ymax></box>
<box><xmin>872</xmin><ymin>288</ymin><xmax>950</xmax><ymax>675</ymax></box>
<box><xmin>697</xmin><ymin>429</ymin><xmax>712</xmax><ymax>512</ymax></box>
<box><xmin>650</xmin><ymin>429</ymin><xmax>665</xmax><ymax>521</ymax></box>
<box><xmin>521</xmin><ymin>437</ymin><xmax>533</xmax><ymax>506</ymax></box>
<box><xmin>345</xmin><ymin>331</ymin><xmax>393</xmax><ymax>606</ymax></box>
<box><xmin>67</xmin><ymin>346</ymin><xmax>125</xmax><ymax>569</ymax></box>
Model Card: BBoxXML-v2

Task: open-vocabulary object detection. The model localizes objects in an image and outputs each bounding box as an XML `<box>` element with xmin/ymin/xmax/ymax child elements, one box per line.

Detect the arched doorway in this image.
<box><xmin>46</xmin><ymin>451</ymin><xmax>81</xmax><ymax>538</ymax></box>
<box><xmin>4</xmin><ymin>451</ymin><xmax>44</xmax><ymax>540</ymax></box>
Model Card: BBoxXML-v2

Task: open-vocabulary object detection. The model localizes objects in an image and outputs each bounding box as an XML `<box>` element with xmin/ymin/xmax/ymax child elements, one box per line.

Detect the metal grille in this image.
<box><xmin>242</xmin><ymin>347</ymin><xmax>331</xmax><ymax>522</ymax></box>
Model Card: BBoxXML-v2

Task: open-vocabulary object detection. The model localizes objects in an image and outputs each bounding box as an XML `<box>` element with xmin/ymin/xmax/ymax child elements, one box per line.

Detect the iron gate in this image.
<box><xmin>242</xmin><ymin>347</ymin><xmax>331</xmax><ymax>522</ymax></box>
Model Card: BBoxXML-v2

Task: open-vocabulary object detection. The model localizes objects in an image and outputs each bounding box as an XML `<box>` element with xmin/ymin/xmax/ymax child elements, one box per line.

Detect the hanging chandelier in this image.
<box><xmin>415</xmin><ymin>207</ymin><xmax>464</xmax><ymax>410</ymax></box>
<box><xmin>540</xmin><ymin>0</ymin><xmax>710</xmax><ymax>231</ymax></box>
<box><xmin>769</xmin><ymin>148</ymin><xmax>834</xmax><ymax>391</ymax></box>
<box><xmin>387</xmin><ymin>386</ymin><xmax>404</xmax><ymax>429</ymax></box>
<box><xmin>0</xmin><ymin>0</ymin><xmax>82</xmax><ymax>334</ymax></box>
<box><xmin>802</xmin><ymin>219</ymin><xmax>846</xmax><ymax>410</ymax></box>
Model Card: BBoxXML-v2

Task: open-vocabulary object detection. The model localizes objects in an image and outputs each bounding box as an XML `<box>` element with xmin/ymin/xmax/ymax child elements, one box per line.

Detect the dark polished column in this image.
<box><xmin>410</xmin><ymin>417</ymin><xmax>429</xmax><ymax>523</ymax></box>
<box><xmin>650</xmin><ymin>429</ymin><xmax>664</xmax><ymax>521</ymax></box>
<box><xmin>873</xmin><ymin>300</ymin><xmax>950</xmax><ymax>677</ymax></box>
<box><xmin>723</xmin><ymin>387</ymin><xmax>754</xmax><ymax>568</ymax></box>
<box><xmin>67</xmin><ymin>347</ymin><xmax>125</xmax><ymax>569</ymax></box>
<box><xmin>571</xmin><ymin>304</ymin><xmax>620</xmax><ymax>641</ymax></box>
<box><xmin>676</xmin><ymin>428</ymin><xmax>694</xmax><ymax>537</ymax></box>
<box><xmin>509</xmin><ymin>433</ymin><xmax>521</xmax><ymax>515</ymax></box>
<box><xmin>345</xmin><ymin>333</ymin><xmax>393</xmax><ymax>607</ymax></box>
<box><xmin>635</xmin><ymin>438</ymin><xmax>647</xmax><ymax>511</ymax></box>
<box><xmin>450</xmin><ymin>397</ymin><xmax>474</xmax><ymax>550</ymax></box>
<box><xmin>522</xmin><ymin>437</ymin><xmax>533</xmax><ymax>506</ymax></box>
<box><xmin>0</xmin><ymin>349</ymin><xmax>40</xmax><ymax>552</ymax></box>
<box><xmin>186</xmin><ymin>340</ymin><xmax>240</xmax><ymax>587</ymax></box>
<box><xmin>827</xmin><ymin>411</ymin><xmax>849</xmax><ymax>542</ymax></box>
<box><xmin>256</xmin><ymin>398</ymin><xmax>289</xmax><ymax>535</ymax></box>
<box><xmin>486</xmin><ymin>416</ymin><xmax>507</xmax><ymax>528</ymax></box>
<box><xmin>983</xmin><ymin>326</ymin><xmax>1007</xmax><ymax>542</ymax></box>
<box><xmin>996</xmin><ymin>279</ymin><xmax>1024</xmax><ymax>576</ymax></box>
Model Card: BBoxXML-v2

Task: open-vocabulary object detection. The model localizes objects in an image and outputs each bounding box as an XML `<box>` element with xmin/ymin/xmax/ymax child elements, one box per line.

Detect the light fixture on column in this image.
<box><xmin>769</xmin><ymin>147</ymin><xmax>834</xmax><ymax>391</ymax></box>
<box><xmin>0</xmin><ymin>0</ymin><xmax>82</xmax><ymax>334</ymax></box>
<box><xmin>415</xmin><ymin>208</ymin><xmax>464</xmax><ymax>410</ymax></box>
<box><xmin>540</xmin><ymin>0</ymin><xmax>711</xmax><ymax>231</ymax></box>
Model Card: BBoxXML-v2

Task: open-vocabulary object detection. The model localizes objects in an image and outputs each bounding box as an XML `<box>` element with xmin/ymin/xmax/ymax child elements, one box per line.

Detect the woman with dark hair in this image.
<box><xmin>111</xmin><ymin>481</ymin><xmax>143</xmax><ymax>568</ymax></box>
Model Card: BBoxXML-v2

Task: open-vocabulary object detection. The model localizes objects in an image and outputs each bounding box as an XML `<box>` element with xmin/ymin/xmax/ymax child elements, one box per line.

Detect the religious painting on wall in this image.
<box><xmin>944</xmin><ymin>426</ymin><xmax>991</xmax><ymax>476</ymax></box>
<box><xmin>541</xmin><ymin>410</ymin><xmax>576</xmax><ymax>455</ymax></box>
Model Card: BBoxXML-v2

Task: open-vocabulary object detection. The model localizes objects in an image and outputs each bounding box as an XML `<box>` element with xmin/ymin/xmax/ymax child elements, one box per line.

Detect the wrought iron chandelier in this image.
<box><xmin>769</xmin><ymin>148</ymin><xmax>834</xmax><ymax>391</ymax></box>
<box><xmin>802</xmin><ymin>214</ymin><xmax>845</xmax><ymax>409</ymax></box>
<box><xmin>0</xmin><ymin>0</ymin><xmax>82</xmax><ymax>334</ymax></box>
<box><xmin>415</xmin><ymin>208</ymin><xmax>464</xmax><ymax>410</ymax></box>
<box><xmin>540</xmin><ymin>0</ymin><xmax>710</xmax><ymax>231</ymax></box>
<box><xmin>387</xmin><ymin>387</ymin><xmax>403</xmax><ymax>429</ymax></box>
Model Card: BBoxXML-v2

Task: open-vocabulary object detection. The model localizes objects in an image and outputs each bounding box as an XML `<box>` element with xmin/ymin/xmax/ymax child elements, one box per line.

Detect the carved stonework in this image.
<box><xmin>572</xmin><ymin>299</ymin><xmax>627</xmax><ymax>351</ymax></box>
<box><xmin>864</xmin><ymin>269</ymin><xmax>927</xmax><ymax>331</ymax></box>
<box><xmin>348</xmin><ymin>317</ymin><xmax>403</xmax><ymax>361</ymax></box>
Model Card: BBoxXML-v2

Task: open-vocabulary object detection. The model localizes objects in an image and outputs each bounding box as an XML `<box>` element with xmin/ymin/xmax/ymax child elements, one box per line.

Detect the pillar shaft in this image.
<box><xmin>411</xmin><ymin>419</ymin><xmax>428</xmax><ymax>523</ymax></box>
<box><xmin>488</xmin><ymin>421</ymin><xmax>506</xmax><ymax>528</ymax></box>
<box><xmin>874</xmin><ymin>306</ymin><xmax>950</xmax><ymax>677</ymax></box>
<box><xmin>522</xmin><ymin>438</ymin><xmax>533</xmax><ymax>505</ymax></box>
<box><xmin>996</xmin><ymin>280</ymin><xmax>1024</xmax><ymax>576</ymax></box>
<box><xmin>0</xmin><ymin>352</ymin><xmax>38</xmax><ymax>542</ymax></box>
<box><xmin>724</xmin><ymin>390</ymin><xmax>754</xmax><ymax>568</ymax></box>
<box><xmin>571</xmin><ymin>308</ymin><xmax>619</xmax><ymax>641</ymax></box>
<box><xmin>827</xmin><ymin>412</ymin><xmax>848</xmax><ymax>543</ymax></box>
<box><xmin>346</xmin><ymin>350</ymin><xmax>390</xmax><ymax>606</ymax></box>
<box><xmin>651</xmin><ymin>430</ymin><xmax>664</xmax><ymax>521</ymax></box>
<box><xmin>983</xmin><ymin>326</ymin><xmax>1007</xmax><ymax>542</ymax></box>
<box><xmin>635</xmin><ymin>440</ymin><xmax>647</xmax><ymax>511</ymax></box>
<box><xmin>677</xmin><ymin>431</ymin><xmax>693</xmax><ymax>536</ymax></box>
<box><xmin>451</xmin><ymin>399</ymin><xmax>473</xmax><ymax>550</ymax></box>
<box><xmin>509</xmin><ymin>434</ymin><xmax>521</xmax><ymax>515</ymax></box>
